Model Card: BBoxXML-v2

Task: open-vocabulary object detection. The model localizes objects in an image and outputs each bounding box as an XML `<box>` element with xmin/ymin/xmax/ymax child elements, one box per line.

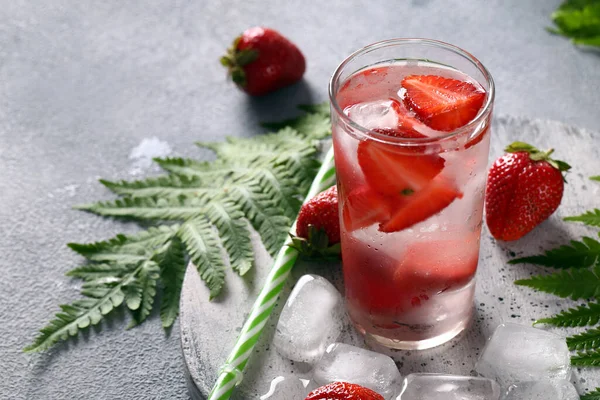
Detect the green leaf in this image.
<box><xmin>549</xmin><ymin>0</ymin><xmax>600</xmax><ymax>48</ymax></box>
<box><xmin>67</xmin><ymin>226</ymin><xmax>177</xmax><ymax>263</ymax></box>
<box><xmin>568</xmin><ymin>327</ymin><xmax>600</xmax><ymax>351</ymax></box>
<box><xmin>514</xmin><ymin>266</ymin><xmax>600</xmax><ymax>300</ymax></box>
<box><xmin>536</xmin><ymin>302</ymin><xmax>600</xmax><ymax>327</ymax></box>
<box><xmin>127</xmin><ymin>260</ymin><xmax>160</xmax><ymax>327</ymax></box>
<box><xmin>24</xmin><ymin>268</ymin><xmax>138</xmax><ymax>352</ymax></box>
<box><xmin>591</xmin><ymin>175</ymin><xmax>600</xmax><ymax>181</ymax></box>
<box><xmin>509</xmin><ymin>236</ymin><xmax>600</xmax><ymax>269</ymax></box>
<box><xmin>504</xmin><ymin>141</ymin><xmax>538</xmax><ymax>153</ymax></box>
<box><xmin>571</xmin><ymin>349</ymin><xmax>600</xmax><ymax>366</ymax></box>
<box><xmin>582</xmin><ymin>387</ymin><xmax>600</xmax><ymax>400</ymax></box>
<box><xmin>178</xmin><ymin>218</ymin><xmax>226</xmax><ymax>299</ymax></box>
<box><xmin>205</xmin><ymin>201</ymin><xmax>254</xmax><ymax>275</ymax></box>
<box><xmin>154</xmin><ymin>236</ymin><xmax>187</xmax><ymax>328</ymax></box>
<box><xmin>67</xmin><ymin>263</ymin><xmax>136</xmax><ymax>281</ymax></box>
<box><xmin>261</xmin><ymin>112</ymin><xmax>331</xmax><ymax>139</ymax></box>
<box><xmin>564</xmin><ymin>209</ymin><xmax>600</xmax><ymax>227</ymax></box>
<box><xmin>75</xmin><ymin>197</ymin><xmax>205</xmax><ymax>221</ymax></box>
<box><xmin>298</xmin><ymin>102</ymin><xmax>330</xmax><ymax>116</ymax></box>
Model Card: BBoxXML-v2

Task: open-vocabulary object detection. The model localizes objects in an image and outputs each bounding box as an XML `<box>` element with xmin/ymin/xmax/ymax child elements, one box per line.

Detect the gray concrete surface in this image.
<box><xmin>1</xmin><ymin>0</ymin><xmax>599</xmax><ymax>399</ymax></box>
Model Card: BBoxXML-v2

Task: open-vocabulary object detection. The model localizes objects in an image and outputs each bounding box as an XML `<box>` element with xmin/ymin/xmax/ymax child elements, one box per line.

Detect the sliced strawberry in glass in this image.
<box><xmin>342</xmin><ymin>185</ymin><xmax>400</xmax><ymax>231</ymax></box>
<box><xmin>402</xmin><ymin>75</ymin><xmax>486</xmax><ymax>131</ymax></box>
<box><xmin>393</xmin><ymin>236</ymin><xmax>480</xmax><ymax>295</ymax></box>
<box><xmin>379</xmin><ymin>178</ymin><xmax>462</xmax><ymax>232</ymax></box>
<box><xmin>357</xmin><ymin>135</ymin><xmax>445</xmax><ymax>195</ymax></box>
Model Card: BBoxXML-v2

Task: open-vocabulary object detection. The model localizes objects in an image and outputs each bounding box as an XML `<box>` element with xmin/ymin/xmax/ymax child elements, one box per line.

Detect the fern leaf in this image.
<box><xmin>127</xmin><ymin>260</ymin><xmax>160</xmax><ymax>327</ymax></box>
<box><xmin>154</xmin><ymin>237</ymin><xmax>187</xmax><ymax>328</ymax></box>
<box><xmin>153</xmin><ymin>157</ymin><xmax>214</xmax><ymax>176</ymax></box>
<box><xmin>251</xmin><ymin>167</ymin><xmax>302</xmax><ymax>219</ymax></box>
<box><xmin>571</xmin><ymin>349</ymin><xmax>600</xmax><ymax>367</ymax></box>
<box><xmin>67</xmin><ymin>226</ymin><xmax>177</xmax><ymax>263</ymax></box>
<box><xmin>582</xmin><ymin>388</ymin><xmax>600</xmax><ymax>400</ymax></box>
<box><xmin>67</xmin><ymin>263</ymin><xmax>136</xmax><ymax>281</ymax></box>
<box><xmin>178</xmin><ymin>218</ymin><xmax>226</xmax><ymax>299</ymax></box>
<box><xmin>205</xmin><ymin>201</ymin><xmax>254</xmax><ymax>275</ymax></box>
<box><xmin>565</xmin><ymin>209</ymin><xmax>600</xmax><ymax>227</ymax></box>
<box><xmin>75</xmin><ymin>197</ymin><xmax>204</xmax><ymax>221</ymax></box>
<box><xmin>100</xmin><ymin>175</ymin><xmax>225</xmax><ymax>199</ymax></box>
<box><xmin>514</xmin><ymin>266</ymin><xmax>600</xmax><ymax>300</ymax></box>
<box><xmin>509</xmin><ymin>236</ymin><xmax>600</xmax><ymax>269</ymax></box>
<box><xmin>123</xmin><ymin>281</ymin><xmax>142</xmax><ymax>311</ymax></box>
<box><xmin>261</xmin><ymin>113</ymin><xmax>331</xmax><ymax>139</ymax></box>
<box><xmin>567</xmin><ymin>327</ymin><xmax>600</xmax><ymax>351</ymax></box>
<box><xmin>536</xmin><ymin>302</ymin><xmax>600</xmax><ymax>327</ymax></box>
<box><xmin>591</xmin><ymin>176</ymin><xmax>600</xmax><ymax>182</ymax></box>
<box><xmin>298</xmin><ymin>102</ymin><xmax>330</xmax><ymax>115</ymax></box>
<box><xmin>228</xmin><ymin>185</ymin><xmax>291</xmax><ymax>256</ymax></box>
<box><xmin>24</xmin><ymin>269</ymin><xmax>139</xmax><ymax>352</ymax></box>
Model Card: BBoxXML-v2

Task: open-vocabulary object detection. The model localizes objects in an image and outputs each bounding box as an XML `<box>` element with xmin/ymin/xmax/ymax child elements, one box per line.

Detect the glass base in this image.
<box><xmin>352</xmin><ymin>307</ymin><xmax>473</xmax><ymax>350</ymax></box>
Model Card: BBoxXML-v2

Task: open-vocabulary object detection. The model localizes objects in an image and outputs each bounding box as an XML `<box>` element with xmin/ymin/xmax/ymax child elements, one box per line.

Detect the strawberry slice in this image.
<box><xmin>342</xmin><ymin>186</ymin><xmax>399</xmax><ymax>231</ymax></box>
<box><xmin>357</xmin><ymin>131</ymin><xmax>445</xmax><ymax>195</ymax></box>
<box><xmin>402</xmin><ymin>75</ymin><xmax>486</xmax><ymax>131</ymax></box>
<box><xmin>379</xmin><ymin>178</ymin><xmax>462</xmax><ymax>232</ymax></box>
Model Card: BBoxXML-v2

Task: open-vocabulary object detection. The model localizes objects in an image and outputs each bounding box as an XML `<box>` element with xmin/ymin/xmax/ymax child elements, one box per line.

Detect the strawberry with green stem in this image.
<box><xmin>221</xmin><ymin>27</ymin><xmax>306</xmax><ymax>96</ymax></box>
<box><xmin>485</xmin><ymin>141</ymin><xmax>571</xmax><ymax>241</ymax></box>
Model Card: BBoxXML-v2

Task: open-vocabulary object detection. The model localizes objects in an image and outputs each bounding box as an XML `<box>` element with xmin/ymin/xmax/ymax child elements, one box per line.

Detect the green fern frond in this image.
<box><xmin>565</xmin><ymin>209</ymin><xmax>600</xmax><ymax>227</ymax></box>
<box><xmin>298</xmin><ymin>102</ymin><xmax>330</xmax><ymax>115</ymax></box>
<box><xmin>153</xmin><ymin>157</ymin><xmax>214</xmax><ymax>176</ymax></box>
<box><xmin>205</xmin><ymin>201</ymin><xmax>254</xmax><ymax>276</ymax></box>
<box><xmin>509</xmin><ymin>236</ymin><xmax>600</xmax><ymax>269</ymax></box>
<box><xmin>262</xmin><ymin>112</ymin><xmax>331</xmax><ymax>139</ymax></box>
<box><xmin>74</xmin><ymin>197</ymin><xmax>205</xmax><ymax>221</ymax></box>
<box><xmin>591</xmin><ymin>176</ymin><xmax>600</xmax><ymax>182</ymax></box>
<box><xmin>100</xmin><ymin>175</ymin><xmax>225</xmax><ymax>199</ymax></box>
<box><xmin>24</xmin><ymin>269</ymin><xmax>138</xmax><ymax>352</ymax></box>
<box><xmin>154</xmin><ymin>237</ymin><xmax>187</xmax><ymax>328</ymax></box>
<box><xmin>536</xmin><ymin>302</ymin><xmax>600</xmax><ymax>327</ymax></box>
<box><xmin>582</xmin><ymin>388</ymin><xmax>600</xmax><ymax>400</ymax></box>
<box><xmin>227</xmin><ymin>185</ymin><xmax>291</xmax><ymax>256</ymax></box>
<box><xmin>571</xmin><ymin>349</ymin><xmax>600</xmax><ymax>367</ymax></box>
<box><xmin>67</xmin><ymin>263</ymin><xmax>136</xmax><ymax>282</ymax></box>
<box><xmin>67</xmin><ymin>226</ymin><xmax>178</xmax><ymax>263</ymax></box>
<box><xmin>178</xmin><ymin>218</ymin><xmax>226</xmax><ymax>299</ymax></box>
<box><xmin>514</xmin><ymin>266</ymin><xmax>600</xmax><ymax>300</ymax></box>
<box><xmin>127</xmin><ymin>260</ymin><xmax>160</xmax><ymax>327</ymax></box>
<box><xmin>568</xmin><ymin>327</ymin><xmax>600</xmax><ymax>351</ymax></box>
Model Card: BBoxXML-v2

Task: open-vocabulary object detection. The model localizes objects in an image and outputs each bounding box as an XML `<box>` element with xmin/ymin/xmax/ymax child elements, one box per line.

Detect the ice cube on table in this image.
<box><xmin>312</xmin><ymin>343</ymin><xmax>402</xmax><ymax>400</ymax></box>
<box><xmin>259</xmin><ymin>375</ymin><xmax>310</xmax><ymax>400</ymax></box>
<box><xmin>475</xmin><ymin>323</ymin><xmax>571</xmax><ymax>387</ymax></box>
<box><xmin>273</xmin><ymin>275</ymin><xmax>344</xmax><ymax>364</ymax></box>
<box><xmin>344</xmin><ymin>99</ymin><xmax>400</xmax><ymax>130</ymax></box>
<box><xmin>398</xmin><ymin>373</ymin><xmax>501</xmax><ymax>400</ymax></box>
<box><xmin>502</xmin><ymin>380</ymin><xmax>580</xmax><ymax>400</ymax></box>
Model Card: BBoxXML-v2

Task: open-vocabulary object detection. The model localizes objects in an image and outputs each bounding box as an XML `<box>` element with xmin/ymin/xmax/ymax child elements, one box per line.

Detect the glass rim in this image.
<box><xmin>328</xmin><ymin>38</ymin><xmax>495</xmax><ymax>144</ymax></box>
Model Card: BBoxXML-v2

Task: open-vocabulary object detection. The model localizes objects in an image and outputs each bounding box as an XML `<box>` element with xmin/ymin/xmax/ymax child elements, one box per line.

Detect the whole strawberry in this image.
<box><xmin>291</xmin><ymin>185</ymin><xmax>341</xmax><ymax>259</ymax></box>
<box><xmin>485</xmin><ymin>142</ymin><xmax>571</xmax><ymax>241</ymax></box>
<box><xmin>220</xmin><ymin>27</ymin><xmax>306</xmax><ymax>96</ymax></box>
<box><xmin>305</xmin><ymin>381</ymin><xmax>384</xmax><ymax>400</ymax></box>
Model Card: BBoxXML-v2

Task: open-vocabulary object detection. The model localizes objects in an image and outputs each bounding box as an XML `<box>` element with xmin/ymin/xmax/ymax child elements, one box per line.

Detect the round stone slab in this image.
<box><xmin>181</xmin><ymin>116</ymin><xmax>600</xmax><ymax>399</ymax></box>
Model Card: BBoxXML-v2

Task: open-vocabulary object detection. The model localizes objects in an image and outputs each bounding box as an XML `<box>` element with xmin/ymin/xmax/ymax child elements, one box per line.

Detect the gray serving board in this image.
<box><xmin>181</xmin><ymin>116</ymin><xmax>599</xmax><ymax>399</ymax></box>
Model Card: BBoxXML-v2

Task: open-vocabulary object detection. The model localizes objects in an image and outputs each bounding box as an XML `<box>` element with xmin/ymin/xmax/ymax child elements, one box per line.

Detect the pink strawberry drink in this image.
<box><xmin>329</xmin><ymin>39</ymin><xmax>494</xmax><ymax>350</ymax></box>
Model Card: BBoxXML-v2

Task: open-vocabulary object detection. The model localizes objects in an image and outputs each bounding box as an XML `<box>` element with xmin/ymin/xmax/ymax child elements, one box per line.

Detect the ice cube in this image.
<box><xmin>273</xmin><ymin>275</ymin><xmax>344</xmax><ymax>364</ymax></box>
<box><xmin>344</xmin><ymin>99</ymin><xmax>400</xmax><ymax>130</ymax></box>
<box><xmin>475</xmin><ymin>323</ymin><xmax>571</xmax><ymax>387</ymax></box>
<box><xmin>312</xmin><ymin>343</ymin><xmax>402</xmax><ymax>400</ymax></box>
<box><xmin>502</xmin><ymin>380</ymin><xmax>580</xmax><ymax>400</ymax></box>
<box><xmin>398</xmin><ymin>373</ymin><xmax>501</xmax><ymax>400</ymax></box>
<box><xmin>259</xmin><ymin>375</ymin><xmax>309</xmax><ymax>400</ymax></box>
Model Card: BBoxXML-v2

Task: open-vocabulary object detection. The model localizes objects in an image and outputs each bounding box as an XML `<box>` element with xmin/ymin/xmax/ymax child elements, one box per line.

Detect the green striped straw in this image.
<box><xmin>207</xmin><ymin>146</ymin><xmax>336</xmax><ymax>400</ymax></box>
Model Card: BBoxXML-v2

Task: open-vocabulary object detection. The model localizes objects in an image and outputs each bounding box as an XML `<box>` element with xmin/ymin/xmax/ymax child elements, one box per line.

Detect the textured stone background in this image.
<box><xmin>1</xmin><ymin>0</ymin><xmax>599</xmax><ymax>399</ymax></box>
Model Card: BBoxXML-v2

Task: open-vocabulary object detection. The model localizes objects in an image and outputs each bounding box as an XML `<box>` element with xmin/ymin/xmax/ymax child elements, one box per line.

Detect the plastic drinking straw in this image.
<box><xmin>207</xmin><ymin>146</ymin><xmax>336</xmax><ymax>400</ymax></box>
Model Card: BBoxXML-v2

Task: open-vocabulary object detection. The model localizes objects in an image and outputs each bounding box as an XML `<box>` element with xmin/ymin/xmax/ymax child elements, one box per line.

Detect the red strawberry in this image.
<box><xmin>357</xmin><ymin>129</ymin><xmax>445</xmax><ymax>195</ymax></box>
<box><xmin>221</xmin><ymin>27</ymin><xmax>305</xmax><ymax>96</ymax></box>
<box><xmin>305</xmin><ymin>382</ymin><xmax>385</xmax><ymax>400</ymax></box>
<box><xmin>485</xmin><ymin>142</ymin><xmax>570</xmax><ymax>241</ymax></box>
<box><xmin>379</xmin><ymin>178</ymin><xmax>462</xmax><ymax>233</ymax></box>
<box><xmin>402</xmin><ymin>75</ymin><xmax>486</xmax><ymax>131</ymax></box>
<box><xmin>342</xmin><ymin>186</ymin><xmax>398</xmax><ymax>232</ymax></box>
